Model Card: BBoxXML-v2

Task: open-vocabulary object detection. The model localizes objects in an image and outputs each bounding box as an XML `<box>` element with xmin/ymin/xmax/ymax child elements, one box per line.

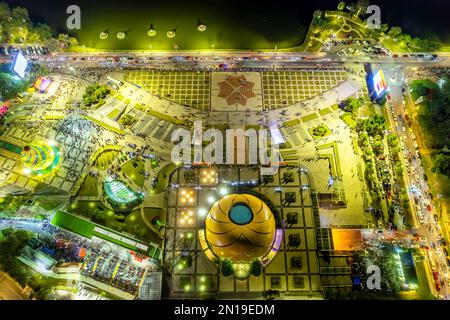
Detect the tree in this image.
<box><xmin>387</xmin><ymin>134</ymin><xmax>398</xmax><ymax>147</ymax></box>
<box><xmin>221</xmin><ymin>259</ymin><xmax>234</xmax><ymax>277</ymax></box>
<box><xmin>57</xmin><ymin>33</ymin><xmax>78</xmax><ymax>49</ymax></box>
<box><xmin>10</xmin><ymin>7</ymin><xmax>32</xmax><ymax>29</ymax></box>
<box><xmin>358</xmin><ymin>115</ymin><xmax>386</xmax><ymax>137</ymax></box>
<box><xmin>33</xmin><ymin>23</ymin><xmax>52</xmax><ymax>42</ymax></box>
<box><xmin>355</xmin><ymin>0</ymin><xmax>370</xmax><ymax>17</ymax></box>
<box><xmin>394</xmin><ymin>162</ymin><xmax>403</xmax><ymax>176</ymax></box>
<box><xmin>83</xmin><ymin>84</ymin><xmax>110</xmax><ymax>107</ymax></box>
<box><xmin>344</xmin><ymin>97</ymin><xmax>364</xmax><ymax>115</ymax></box>
<box><xmin>388</xmin><ymin>26</ymin><xmax>402</xmax><ymax>38</ymax></box>
<box><xmin>249</xmin><ymin>260</ymin><xmax>262</xmax><ymax>277</ymax></box>
<box><xmin>0</xmin><ymin>2</ymin><xmax>11</xmax><ymax>23</ymax></box>
<box><xmin>337</xmin><ymin>1</ymin><xmax>346</xmax><ymax>11</ymax></box>
<box><xmin>433</xmin><ymin>153</ymin><xmax>450</xmax><ymax>177</ymax></box>
<box><xmin>0</xmin><ymin>73</ymin><xmax>26</xmax><ymax>99</ymax></box>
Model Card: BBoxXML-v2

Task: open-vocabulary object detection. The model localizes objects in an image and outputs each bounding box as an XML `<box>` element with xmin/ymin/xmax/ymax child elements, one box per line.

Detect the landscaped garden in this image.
<box><xmin>309</xmin><ymin>124</ymin><xmax>332</xmax><ymax>140</ymax></box>
<box><xmin>67</xmin><ymin>200</ymin><xmax>162</xmax><ymax>245</ymax></box>
<box><xmin>121</xmin><ymin>159</ymin><xmax>146</xmax><ymax>187</ymax></box>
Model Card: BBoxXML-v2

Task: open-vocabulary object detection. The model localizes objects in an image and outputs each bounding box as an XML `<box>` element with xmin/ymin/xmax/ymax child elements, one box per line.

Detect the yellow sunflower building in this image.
<box><xmin>198</xmin><ymin>194</ymin><xmax>283</xmax><ymax>279</ymax></box>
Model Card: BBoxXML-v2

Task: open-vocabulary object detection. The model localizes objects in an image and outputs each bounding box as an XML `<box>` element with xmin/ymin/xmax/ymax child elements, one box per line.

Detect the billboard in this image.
<box><xmin>11</xmin><ymin>51</ymin><xmax>28</xmax><ymax>78</ymax></box>
<box><xmin>373</xmin><ymin>69</ymin><xmax>388</xmax><ymax>97</ymax></box>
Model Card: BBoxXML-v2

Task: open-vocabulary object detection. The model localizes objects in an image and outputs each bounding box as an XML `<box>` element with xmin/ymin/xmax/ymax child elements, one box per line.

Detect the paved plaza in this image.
<box><xmin>262</xmin><ymin>70</ymin><xmax>348</xmax><ymax>110</ymax></box>
<box><xmin>124</xmin><ymin>71</ymin><xmax>211</xmax><ymax>110</ymax></box>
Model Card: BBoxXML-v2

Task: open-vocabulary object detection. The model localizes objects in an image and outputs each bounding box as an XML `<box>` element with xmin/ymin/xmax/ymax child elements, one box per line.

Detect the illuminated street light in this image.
<box><xmin>197</xmin><ymin>21</ymin><xmax>207</xmax><ymax>32</ymax></box>
<box><xmin>116</xmin><ymin>31</ymin><xmax>127</xmax><ymax>40</ymax></box>
<box><xmin>167</xmin><ymin>28</ymin><xmax>177</xmax><ymax>38</ymax></box>
<box><xmin>99</xmin><ymin>30</ymin><xmax>109</xmax><ymax>40</ymax></box>
<box><xmin>147</xmin><ymin>24</ymin><xmax>157</xmax><ymax>37</ymax></box>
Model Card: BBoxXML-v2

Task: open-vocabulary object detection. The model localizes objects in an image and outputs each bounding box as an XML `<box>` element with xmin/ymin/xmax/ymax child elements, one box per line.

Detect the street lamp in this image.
<box><xmin>167</xmin><ymin>28</ymin><xmax>177</xmax><ymax>39</ymax></box>
<box><xmin>147</xmin><ymin>24</ymin><xmax>157</xmax><ymax>37</ymax></box>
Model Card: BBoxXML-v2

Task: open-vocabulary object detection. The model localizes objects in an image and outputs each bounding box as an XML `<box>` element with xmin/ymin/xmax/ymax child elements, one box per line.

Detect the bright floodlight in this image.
<box><xmin>11</xmin><ymin>51</ymin><xmax>28</xmax><ymax>78</ymax></box>
<box><xmin>219</xmin><ymin>187</ymin><xmax>228</xmax><ymax>196</ymax></box>
<box><xmin>198</xmin><ymin>208</ymin><xmax>207</xmax><ymax>217</ymax></box>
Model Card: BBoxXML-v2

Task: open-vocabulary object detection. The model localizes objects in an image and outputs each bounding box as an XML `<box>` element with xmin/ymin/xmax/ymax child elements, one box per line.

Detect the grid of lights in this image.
<box><xmin>179</xmin><ymin>188</ymin><xmax>196</xmax><ymax>205</ymax></box>
<box><xmin>177</xmin><ymin>209</ymin><xmax>195</xmax><ymax>227</ymax></box>
<box><xmin>200</xmin><ymin>168</ymin><xmax>217</xmax><ymax>186</ymax></box>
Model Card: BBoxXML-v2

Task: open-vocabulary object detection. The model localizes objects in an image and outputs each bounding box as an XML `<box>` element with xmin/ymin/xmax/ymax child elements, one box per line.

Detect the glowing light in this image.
<box><xmin>373</xmin><ymin>70</ymin><xmax>388</xmax><ymax>97</ymax></box>
<box><xmin>207</xmin><ymin>196</ymin><xmax>216</xmax><ymax>204</ymax></box>
<box><xmin>219</xmin><ymin>187</ymin><xmax>229</xmax><ymax>196</ymax></box>
<box><xmin>198</xmin><ymin>208</ymin><xmax>207</xmax><ymax>217</ymax></box>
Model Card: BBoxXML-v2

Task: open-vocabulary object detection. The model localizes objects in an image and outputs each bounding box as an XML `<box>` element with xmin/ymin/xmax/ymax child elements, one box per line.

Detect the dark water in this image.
<box><xmin>4</xmin><ymin>0</ymin><xmax>450</xmax><ymax>49</ymax></box>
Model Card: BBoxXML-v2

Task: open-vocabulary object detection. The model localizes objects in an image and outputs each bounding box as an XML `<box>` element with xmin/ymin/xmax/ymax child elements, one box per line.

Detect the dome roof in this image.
<box><xmin>204</xmin><ymin>194</ymin><xmax>276</xmax><ymax>262</ymax></box>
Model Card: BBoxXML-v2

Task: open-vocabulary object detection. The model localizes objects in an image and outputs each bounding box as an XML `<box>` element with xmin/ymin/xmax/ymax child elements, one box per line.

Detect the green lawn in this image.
<box><xmin>52</xmin><ymin>210</ymin><xmax>95</xmax><ymax>238</ymax></box>
<box><xmin>301</xmin><ymin>113</ymin><xmax>319</xmax><ymax>123</ymax></box>
<box><xmin>124</xmin><ymin>209</ymin><xmax>162</xmax><ymax>245</ymax></box>
<box><xmin>146</xmin><ymin>108</ymin><xmax>183</xmax><ymax>125</ymax></box>
<box><xmin>92</xmin><ymin>150</ymin><xmax>120</xmax><ymax>170</ymax></box>
<box><xmin>319</xmin><ymin>108</ymin><xmax>332</xmax><ymax>116</ymax></box>
<box><xmin>340</xmin><ymin>112</ymin><xmax>357</xmax><ymax>129</ymax></box>
<box><xmin>107</xmin><ymin>108</ymin><xmax>120</xmax><ymax>120</ymax></box>
<box><xmin>34</xmin><ymin>198</ymin><xmax>64</xmax><ymax>211</ymax></box>
<box><xmin>150</xmin><ymin>163</ymin><xmax>179</xmax><ymax>194</ymax></box>
<box><xmin>66</xmin><ymin>202</ymin><xmax>163</xmax><ymax>248</ymax></box>
<box><xmin>283</xmin><ymin>119</ymin><xmax>301</xmax><ymax>128</ymax></box>
<box><xmin>77</xmin><ymin>175</ymin><xmax>99</xmax><ymax>196</ymax></box>
<box><xmin>121</xmin><ymin>159</ymin><xmax>146</xmax><ymax>187</ymax></box>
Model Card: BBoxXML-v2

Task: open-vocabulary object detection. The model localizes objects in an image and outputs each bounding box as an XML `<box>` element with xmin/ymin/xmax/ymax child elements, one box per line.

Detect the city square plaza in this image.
<box><xmin>0</xmin><ymin>65</ymin><xmax>373</xmax><ymax>298</ymax></box>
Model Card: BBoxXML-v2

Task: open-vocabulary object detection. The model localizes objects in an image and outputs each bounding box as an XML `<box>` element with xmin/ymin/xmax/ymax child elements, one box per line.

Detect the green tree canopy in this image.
<box><xmin>433</xmin><ymin>153</ymin><xmax>450</xmax><ymax>177</ymax></box>
<box><xmin>387</xmin><ymin>26</ymin><xmax>402</xmax><ymax>38</ymax></box>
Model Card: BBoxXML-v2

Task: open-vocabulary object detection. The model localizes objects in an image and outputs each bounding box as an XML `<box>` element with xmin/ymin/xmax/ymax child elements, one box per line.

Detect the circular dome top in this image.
<box><xmin>204</xmin><ymin>194</ymin><xmax>276</xmax><ymax>262</ymax></box>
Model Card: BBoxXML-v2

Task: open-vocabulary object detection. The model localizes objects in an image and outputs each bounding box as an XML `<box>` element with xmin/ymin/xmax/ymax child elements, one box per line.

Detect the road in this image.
<box><xmin>381</xmin><ymin>64</ymin><xmax>450</xmax><ymax>299</ymax></box>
